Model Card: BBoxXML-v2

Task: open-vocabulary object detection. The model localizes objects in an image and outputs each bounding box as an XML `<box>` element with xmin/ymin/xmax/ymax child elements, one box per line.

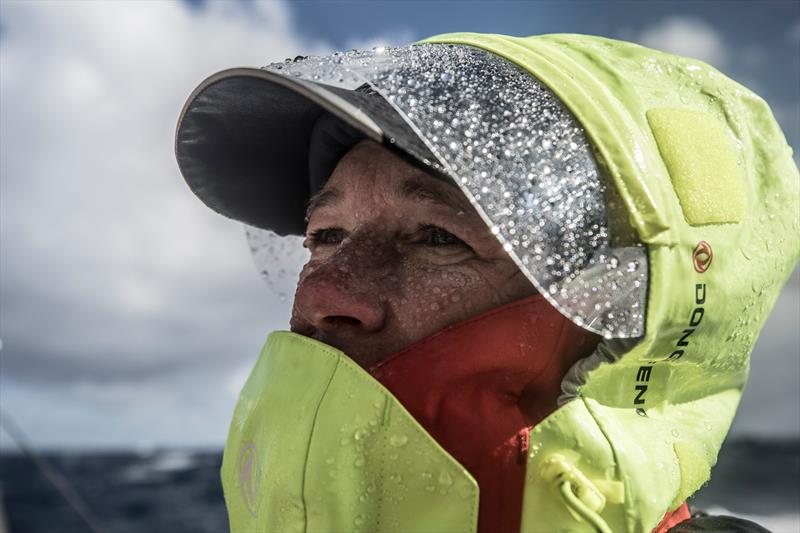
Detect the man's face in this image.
<box><xmin>291</xmin><ymin>140</ymin><xmax>536</xmax><ymax>367</ymax></box>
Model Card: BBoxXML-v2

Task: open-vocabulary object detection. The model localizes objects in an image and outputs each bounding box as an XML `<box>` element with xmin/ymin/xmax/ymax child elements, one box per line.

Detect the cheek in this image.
<box><xmin>390</xmin><ymin>261</ymin><xmax>492</xmax><ymax>334</ymax></box>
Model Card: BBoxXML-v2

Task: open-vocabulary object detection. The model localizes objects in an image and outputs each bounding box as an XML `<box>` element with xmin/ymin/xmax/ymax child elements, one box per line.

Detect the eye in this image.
<box><xmin>305</xmin><ymin>227</ymin><xmax>346</xmax><ymax>247</ymax></box>
<box><xmin>420</xmin><ymin>225</ymin><xmax>467</xmax><ymax>247</ymax></box>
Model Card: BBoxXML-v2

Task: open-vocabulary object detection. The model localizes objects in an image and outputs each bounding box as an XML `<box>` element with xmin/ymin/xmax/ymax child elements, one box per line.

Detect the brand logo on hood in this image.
<box><xmin>667</xmin><ymin>283</ymin><xmax>707</xmax><ymax>361</ymax></box>
<box><xmin>693</xmin><ymin>241</ymin><xmax>713</xmax><ymax>273</ymax></box>
<box><xmin>634</xmin><ymin>282</ymin><xmax>708</xmax><ymax>409</ymax></box>
<box><xmin>238</xmin><ymin>441</ymin><xmax>260</xmax><ymax>517</ymax></box>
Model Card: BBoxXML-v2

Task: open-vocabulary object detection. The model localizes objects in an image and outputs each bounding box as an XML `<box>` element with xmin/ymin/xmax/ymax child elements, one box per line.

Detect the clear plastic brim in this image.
<box><xmin>248</xmin><ymin>43</ymin><xmax>647</xmax><ymax>338</ymax></box>
<box><xmin>245</xmin><ymin>227</ymin><xmax>308</xmax><ymax>306</ymax></box>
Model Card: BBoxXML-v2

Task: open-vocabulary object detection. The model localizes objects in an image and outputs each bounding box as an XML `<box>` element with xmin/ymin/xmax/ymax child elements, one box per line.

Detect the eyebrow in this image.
<box><xmin>306</xmin><ymin>187</ymin><xmax>343</xmax><ymax>221</ymax></box>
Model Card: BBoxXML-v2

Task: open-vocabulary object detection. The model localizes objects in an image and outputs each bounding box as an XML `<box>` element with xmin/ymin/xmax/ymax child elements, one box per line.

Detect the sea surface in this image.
<box><xmin>1</xmin><ymin>439</ymin><xmax>798</xmax><ymax>533</ymax></box>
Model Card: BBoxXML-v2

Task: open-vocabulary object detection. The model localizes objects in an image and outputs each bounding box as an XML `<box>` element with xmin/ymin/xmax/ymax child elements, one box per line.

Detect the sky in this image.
<box><xmin>0</xmin><ymin>0</ymin><xmax>798</xmax><ymax>450</ymax></box>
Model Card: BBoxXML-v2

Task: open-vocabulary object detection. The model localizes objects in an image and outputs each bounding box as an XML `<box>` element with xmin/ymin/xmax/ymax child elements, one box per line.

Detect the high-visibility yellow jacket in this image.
<box><xmin>219</xmin><ymin>33</ymin><xmax>799</xmax><ymax>532</ymax></box>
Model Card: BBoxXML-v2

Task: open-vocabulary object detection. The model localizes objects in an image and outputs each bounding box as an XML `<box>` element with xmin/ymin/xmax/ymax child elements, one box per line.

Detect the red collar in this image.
<box><xmin>369</xmin><ymin>294</ymin><xmax>599</xmax><ymax>533</ymax></box>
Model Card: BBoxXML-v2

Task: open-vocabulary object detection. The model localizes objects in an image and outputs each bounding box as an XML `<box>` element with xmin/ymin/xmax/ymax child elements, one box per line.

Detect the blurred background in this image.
<box><xmin>1</xmin><ymin>1</ymin><xmax>798</xmax><ymax>532</ymax></box>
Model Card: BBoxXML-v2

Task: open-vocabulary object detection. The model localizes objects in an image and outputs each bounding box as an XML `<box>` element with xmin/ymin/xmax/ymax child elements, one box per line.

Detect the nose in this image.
<box><xmin>293</xmin><ymin>271</ymin><xmax>386</xmax><ymax>333</ymax></box>
<box><xmin>291</xmin><ymin>236</ymin><xmax>393</xmax><ymax>336</ymax></box>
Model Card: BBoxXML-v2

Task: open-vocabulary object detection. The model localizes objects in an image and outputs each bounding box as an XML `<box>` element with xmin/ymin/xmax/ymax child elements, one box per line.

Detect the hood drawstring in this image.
<box><xmin>560</xmin><ymin>480</ymin><xmax>613</xmax><ymax>533</ymax></box>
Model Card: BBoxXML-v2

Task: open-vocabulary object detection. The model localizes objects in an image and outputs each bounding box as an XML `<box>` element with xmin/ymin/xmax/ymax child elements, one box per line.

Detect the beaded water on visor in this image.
<box><xmin>248</xmin><ymin>43</ymin><xmax>648</xmax><ymax>338</ymax></box>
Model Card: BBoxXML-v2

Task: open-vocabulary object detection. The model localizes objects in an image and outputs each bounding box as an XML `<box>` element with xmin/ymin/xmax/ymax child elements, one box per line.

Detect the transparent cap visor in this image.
<box><xmin>249</xmin><ymin>43</ymin><xmax>647</xmax><ymax>338</ymax></box>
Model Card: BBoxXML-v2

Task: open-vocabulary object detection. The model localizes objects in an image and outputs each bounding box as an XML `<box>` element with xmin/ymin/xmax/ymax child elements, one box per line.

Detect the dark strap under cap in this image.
<box><xmin>308</xmin><ymin>111</ymin><xmax>366</xmax><ymax>196</ymax></box>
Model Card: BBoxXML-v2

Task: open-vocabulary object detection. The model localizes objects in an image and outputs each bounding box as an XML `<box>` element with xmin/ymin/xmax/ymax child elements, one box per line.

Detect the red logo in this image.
<box><xmin>692</xmin><ymin>241</ymin><xmax>713</xmax><ymax>273</ymax></box>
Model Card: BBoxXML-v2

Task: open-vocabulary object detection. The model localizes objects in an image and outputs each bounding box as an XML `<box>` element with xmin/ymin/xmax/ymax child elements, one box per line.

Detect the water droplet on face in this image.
<box><xmin>438</xmin><ymin>470</ymin><xmax>453</xmax><ymax>487</ymax></box>
<box><xmin>266</xmin><ymin>44</ymin><xmax>646</xmax><ymax>340</ymax></box>
<box><xmin>354</xmin><ymin>456</ymin><xmax>366</xmax><ymax>467</ymax></box>
<box><xmin>354</xmin><ymin>428</ymin><xmax>368</xmax><ymax>441</ymax></box>
<box><xmin>671</xmin><ymin>429</ymin><xmax>680</xmax><ymax>438</ymax></box>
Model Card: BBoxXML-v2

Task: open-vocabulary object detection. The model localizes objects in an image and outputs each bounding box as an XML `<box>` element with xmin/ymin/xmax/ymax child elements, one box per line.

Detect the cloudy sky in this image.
<box><xmin>1</xmin><ymin>0</ymin><xmax>798</xmax><ymax>450</ymax></box>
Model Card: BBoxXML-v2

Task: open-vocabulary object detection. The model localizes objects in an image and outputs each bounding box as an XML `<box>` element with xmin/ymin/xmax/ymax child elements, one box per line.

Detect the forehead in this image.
<box><xmin>308</xmin><ymin>141</ymin><xmax>471</xmax><ymax>216</ymax></box>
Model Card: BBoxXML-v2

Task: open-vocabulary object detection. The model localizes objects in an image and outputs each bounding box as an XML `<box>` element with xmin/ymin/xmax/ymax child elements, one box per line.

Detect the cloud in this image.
<box><xmin>0</xmin><ymin>0</ymin><xmax>331</xmax><ymax>447</ymax></box>
<box><xmin>343</xmin><ymin>27</ymin><xmax>418</xmax><ymax>51</ymax></box>
<box><xmin>788</xmin><ymin>18</ymin><xmax>800</xmax><ymax>45</ymax></box>
<box><xmin>0</xmin><ymin>2</ymin><xmax>797</xmax><ymax>449</ymax></box>
<box><xmin>0</xmin><ymin>0</ymin><xmax>427</xmax><ymax>450</ymax></box>
<box><xmin>638</xmin><ymin>16</ymin><xmax>727</xmax><ymax>67</ymax></box>
<box><xmin>0</xmin><ymin>0</ymin><xmax>320</xmax><ymax>383</ymax></box>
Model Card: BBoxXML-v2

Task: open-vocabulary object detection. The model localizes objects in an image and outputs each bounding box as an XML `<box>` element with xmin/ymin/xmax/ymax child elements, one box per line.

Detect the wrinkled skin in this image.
<box><xmin>291</xmin><ymin>140</ymin><xmax>536</xmax><ymax>367</ymax></box>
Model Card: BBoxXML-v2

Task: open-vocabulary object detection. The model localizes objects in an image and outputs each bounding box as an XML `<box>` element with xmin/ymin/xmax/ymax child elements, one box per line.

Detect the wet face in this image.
<box><xmin>291</xmin><ymin>140</ymin><xmax>536</xmax><ymax>367</ymax></box>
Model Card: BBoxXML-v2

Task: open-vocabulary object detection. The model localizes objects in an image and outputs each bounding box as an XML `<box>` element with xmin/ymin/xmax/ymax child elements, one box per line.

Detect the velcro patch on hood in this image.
<box><xmin>646</xmin><ymin>108</ymin><xmax>745</xmax><ymax>226</ymax></box>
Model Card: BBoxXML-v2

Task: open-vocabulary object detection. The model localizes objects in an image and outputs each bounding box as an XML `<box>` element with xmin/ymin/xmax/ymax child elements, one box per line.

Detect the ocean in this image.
<box><xmin>1</xmin><ymin>439</ymin><xmax>798</xmax><ymax>533</ymax></box>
